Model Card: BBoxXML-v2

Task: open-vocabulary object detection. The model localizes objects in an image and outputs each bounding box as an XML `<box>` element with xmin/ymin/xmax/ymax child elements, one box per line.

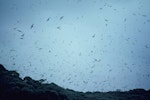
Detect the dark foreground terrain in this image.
<box><xmin>0</xmin><ymin>64</ymin><xmax>150</xmax><ymax>100</ymax></box>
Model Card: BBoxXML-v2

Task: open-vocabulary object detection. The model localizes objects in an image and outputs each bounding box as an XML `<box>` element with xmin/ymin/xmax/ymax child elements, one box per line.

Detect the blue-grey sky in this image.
<box><xmin>0</xmin><ymin>0</ymin><xmax>150</xmax><ymax>92</ymax></box>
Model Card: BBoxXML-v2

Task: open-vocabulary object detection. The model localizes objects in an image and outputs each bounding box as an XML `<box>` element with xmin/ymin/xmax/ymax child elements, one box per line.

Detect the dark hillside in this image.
<box><xmin>0</xmin><ymin>64</ymin><xmax>150</xmax><ymax>100</ymax></box>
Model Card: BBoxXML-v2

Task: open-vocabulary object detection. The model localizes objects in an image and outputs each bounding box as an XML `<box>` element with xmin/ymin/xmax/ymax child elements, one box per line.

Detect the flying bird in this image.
<box><xmin>46</xmin><ymin>17</ymin><xmax>50</xmax><ymax>21</ymax></box>
<box><xmin>92</xmin><ymin>34</ymin><xmax>95</xmax><ymax>38</ymax></box>
<box><xmin>17</xmin><ymin>29</ymin><xmax>22</xmax><ymax>33</ymax></box>
<box><xmin>57</xmin><ymin>26</ymin><xmax>61</xmax><ymax>30</ymax></box>
<box><xmin>59</xmin><ymin>16</ymin><xmax>64</xmax><ymax>20</ymax></box>
<box><xmin>30</xmin><ymin>24</ymin><xmax>34</xmax><ymax>29</ymax></box>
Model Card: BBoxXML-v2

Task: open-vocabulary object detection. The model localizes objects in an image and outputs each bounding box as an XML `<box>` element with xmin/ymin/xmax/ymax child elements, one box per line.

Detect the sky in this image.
<box><xmin>0</xmin><ymin>0</ymin><xmax>150</xmax><ymax>92</ymax></box>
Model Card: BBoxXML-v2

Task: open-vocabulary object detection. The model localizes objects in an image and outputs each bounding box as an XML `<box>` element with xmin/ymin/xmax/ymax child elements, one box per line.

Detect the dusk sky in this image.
<box><xmin>0</xmin><ymin>0</ymin><xmax>150</xmax><ymax>92</ymax></box>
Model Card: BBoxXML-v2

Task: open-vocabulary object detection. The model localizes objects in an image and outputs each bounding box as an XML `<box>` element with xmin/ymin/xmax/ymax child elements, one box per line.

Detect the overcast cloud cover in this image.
<box><xmin>0</xmin><ymin>0</ymin><xmax>150</xmax><ymax>92</ymax></box>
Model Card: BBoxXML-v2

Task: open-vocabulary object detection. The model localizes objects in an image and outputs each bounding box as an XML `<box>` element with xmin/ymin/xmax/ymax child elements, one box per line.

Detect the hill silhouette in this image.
<box><xmin>0</xmin><ymin>64</ymin><xmax>150</xmax><ymax>100</ymax></box>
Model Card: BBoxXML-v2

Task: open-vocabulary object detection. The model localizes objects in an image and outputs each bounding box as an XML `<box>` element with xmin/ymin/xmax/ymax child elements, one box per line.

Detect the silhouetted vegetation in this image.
<box><xmin>0</xmin><ymin>64</ymin><xmax>150</xmax><ymax>100</ymax></box>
